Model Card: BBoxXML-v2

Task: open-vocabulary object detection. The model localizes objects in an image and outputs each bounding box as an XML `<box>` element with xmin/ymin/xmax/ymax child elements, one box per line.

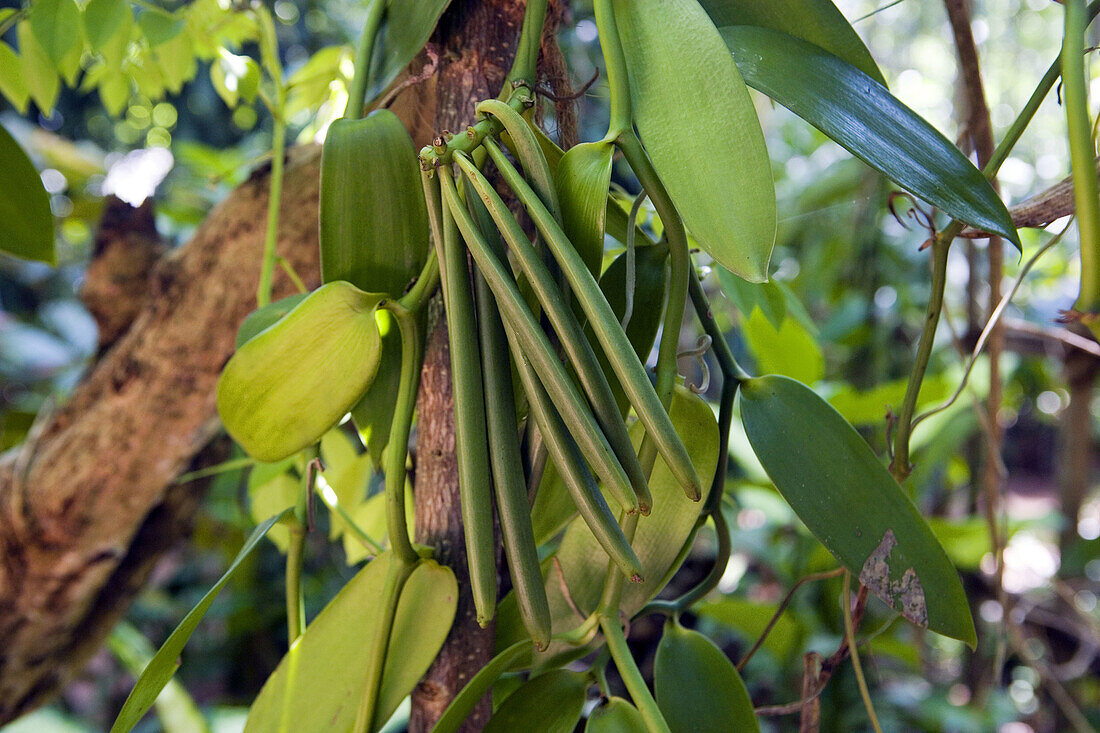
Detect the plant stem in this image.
<box><xmin>380</xmin><ymin>301</ymin><xmax>422</xmax><ymax>566</ymax></box>
<box><xmin>256</xmin><ymin>114</ymin><xmax>286</xmax><ymax>307</ymax></box>
<box><xmin>504</xmin><ymin>0</ymin><xmax>548</xmax><ymax>88</ymax></box>
<box><xmin>285</xmin><ymin>445</ymin><xmax>317</xmax><ymax>645</ymax></box>
<box><xmin>601</xmin><ymin>614</ymin><xmax>672</xmax><ymax>733</ymax></box>
<box><xmin>1064</xmin><ymin>0</ymin><xmax>1100</xmax><ymax>317</ymax></box>
<box><xmin>397</xmin><ymin>250</ymin><xmax>440</xmax><ymax>313</ymax></box>
<box><xmin>344</xmin><ymin>0</ymin><xmax>386</xmax><ymax>120</ymax></box>
<box><xmin>353</xmin><ymin>556</ymin><xmax>416</xmax><ymax>733</ymax></box>
<box><xmin>419</xmin><ymin>88</ymin><xmax>534</xmax><ymax>168</ymax></box>
<box><xmin>843</xmin><ymin>572</ymin><xmax>883</xmax><ymax>733</ymax></box>
<box><xmin>593</xmin><ymin>0</ymin><xmax>632</xmax><ymax>136</ymax></box>
<box><xmin>890</xmin><ymin>230</ymin><xmax>953</xmax><ymax>480</ymax></box>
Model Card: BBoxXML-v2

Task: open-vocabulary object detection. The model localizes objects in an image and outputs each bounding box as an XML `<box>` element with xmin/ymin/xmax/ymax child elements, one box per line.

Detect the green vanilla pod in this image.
<box><xmin>454</xmin><ymin>153</ymin><xmax>652</xmax><ymax>513</ymax></box>
<box><xmin>437</xmin><ymin>173</ymin><xmax>498</xmax><ymax>626</ymax></box>
<box><xmin>216</xmin><ymin>282</ymin><xmax>385</xmax><ymax>462</ymax></box>
<box><xmin>470</xmin><ymin>210</ymin><xmax>552</xmax><ymax>649</ymax></box>
<box><xmin>440</xmin><ymin>170</ymin><xmax>640</xmax><ymax>516</ymax></box>
<box><xmin>510</xmin><ymin>340</ymin><xmax>644</xmax><ymax>582</ymax></box>
<box><xmin>476</xmin><ymin>96</ymin><xmax>561</xmax><ymax>223</ymax></box>
<box><xmin>481</xmin><ymin>139</ymin><xmax>702</xmax><ymax>501</ymax></box>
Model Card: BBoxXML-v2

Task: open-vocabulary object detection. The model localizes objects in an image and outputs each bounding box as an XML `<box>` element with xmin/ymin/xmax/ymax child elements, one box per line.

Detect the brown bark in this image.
<box><xmin>0</xmin><ymin>145</ymin><xmax>322</xmax><ymax>723</ymax></box>
<box><xmin>409</xmin><ymin>2</ymin><xmax>526</xmax><ymax>730</ymax></box>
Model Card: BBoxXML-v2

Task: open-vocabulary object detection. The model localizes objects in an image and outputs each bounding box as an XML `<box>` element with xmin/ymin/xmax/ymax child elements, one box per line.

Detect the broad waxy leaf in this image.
<box><xmin>586</xmin><ymin>697</ymin><xmax>647</xmax><ymax>732</ymax></box>
<box><xmin>698</xmin><ymin>0</ymin><xmax>885</xmax><ymax>84</ymax></box>
<box><xmin>555</xmin><ymin>140</ymin><xmax>615</xmax><ymax>277</ymax></box>
<box><xmin>245</xmin><ymin>554</ymin><xmax>457</xmax><ymax>733</ymax></box>
<box><xmin>217</xmin><ymin>281</ymin><xmax>386</xmax><ymax>462</ymax></box>
<box><xmin>484</xmin><ymin>670</ymin><xmax>589</xmax><ymax>733</ymax></box>
<box><xmin>363</xmin><ymin>0</ymin><xmax>451</xmax><ymax>105</ymax></box>
<box><xmin>137</xmin><ymin>7</ymin><xmax>184</xmax><ymax>46</ymax></box>
<box><xmin>722</xmin><ymin>27</ymin><xmax>1020</xmax><ymax>247</ymax></box>
<box><xmin>320</xmin><ymin>110</ymin><xmax>429</xmax><ymax>298</ymax></box>
<box><xmin>738</xmin><ymin>375</ymin><xmax>977</xmax><ymax>646</ymax></box>
<box><xmin>111</xmin><ymin>510</ymin><xmax>292</xmax><ymax>733</ymax></box>
<box><xmin>30</xmin><ymin>0</ymin><xmax>81</xmax><ymax>68</ymax></box>
<box><xmin>613</xmin><ymin>0</ymin><xmax>776</xmax><ymax>283</ymax></box>
<box><xmin>0</xmin><ymin>122</ymin><xmax>55</xmax><ymax>264</ymax></box>
<box><xmin>655</xmin><ymin>620</ymin><xmax>759</xmax><ymax>733</ymax></box>
<box><xmin>235</xmin><ymin>292</ymin><xmax>309</xmax><ymax>348</ymax></box>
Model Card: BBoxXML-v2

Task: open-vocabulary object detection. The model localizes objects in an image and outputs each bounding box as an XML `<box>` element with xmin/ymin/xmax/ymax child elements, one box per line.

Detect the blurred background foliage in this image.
<box><xmin>0</xmin><ymin>0</ymin><xmax>1098</xmax><ymax>731</ymax></box>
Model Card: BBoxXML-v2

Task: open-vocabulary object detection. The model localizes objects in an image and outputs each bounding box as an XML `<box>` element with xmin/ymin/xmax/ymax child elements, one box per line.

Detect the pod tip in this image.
<box><xmin>638</xmin><ymin>501</ymin><xmax>652</xmax><ymax>516</ymax></box>
<box><xmin>630</xmin><ymin>573</ymin><xmax>644</xmax><ymax>584</ymax></box>
<box><xmin>534</xmin><ymin>638</ymin><xmax>550</xmax><ymax>652</ymax></box>
<box><xmin>476</xmin><ymin>613</ymin><xmax>493</xmax><ymax>628</ymax></box>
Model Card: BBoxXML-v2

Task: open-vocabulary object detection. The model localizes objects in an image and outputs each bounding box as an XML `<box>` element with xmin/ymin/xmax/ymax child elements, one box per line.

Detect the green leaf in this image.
<box><xmin>716</xmin><ymin>267</ymin><xmax>786</xmax><ymax>330</ymax></box>
<box><xmin>247</xmin><ymin>471</ymin><xmax>297</xmax><ymax>551</ymax></box>
<box><xmin>98</xmin><ymin>70</ymin><xmax>129</xmax><ymax>115</ymax></box>
<box><xmin>0</xmin><ymin>122</ymin><xmax>55</xmax><ymax>265</ymax></box>
<box><xmin>84</xmin><ymin>0</ymin><xmax>131</xmax><ymax>50</ymax></box>
<box><xmin>742</xmin><ymin>309</ymin><xmax>824</xmax><ymax>385</ymax></box>
<box><xmin>738</xmin><ymin>375</ymin><xmax>977</xmax><ymax>646</ymax></box>
<box><xmin>18</xmin><ymin>20</ymin><xmax>61</xmax><ymax>113</ymax></box>
<box><xmin>613</xmin><ymin>0</ymin><xmax>776</xmax><ymax>283</ymax></box>
<box><xmin>555</xmin><ymin>140</ymin><xmax>614</xmax><ymax>277</ymax></box>
<box><xmin>137</xmin><ymin>7</ymin><xmax>184</xmax><ymax>46</ymax></box>
<box><xmin>154</xmin><ymin>31</ymin><xmax>197</xmax><ymax>95</ymax></box>
<box><xmin>697</xmin><ymin>0</ymin><xmax>885</xmax><ymax>85</ymax></box>
<box><xmin>722</xmin><ymin>27</ymin><xmax>1019</xmax><ymax>248</ymax></box>
<box><xmin>210</xmin><ymin>50</ymin><xmax>259</xmax><ymax>108</ymax></box>
<box><xmin>586</xmin><ymin>697</ymin><xmax>647</xmax><ymax>732</ymax></box>
<box><xmin>245</xmin><ymin>555</ymin><xmax>457</xmax><ymax>733</ymax></box>
<box><xmin>216</xmin><ymin>282</ymin><xmax>386</xmax><ymax>462</ymax></box>
<box><xmin>350</xmin><ymin>321</ymin><xmax>402</xmax><ymax>464</ymax></box>
<box><xmin>655</xmin><ymin>619</ymin><xmax>759</xmax><ymax>733</ymax></box>
<box><xmin>107</xmin><ymin>623</ymin><xmax>209</xmax><ymax>733</ymax></box>
<box><xmin>30</xmin><ymin>0</ymin><xmax>81</xmax><ymax>68</ymax></box>
<box><xmin>554</xmin><ymin>386</ymin><xmax>718</xmax><ymax>616</ymax></box>
<box><xmin>235</xmin><ymin>293</ymin><xmax>309</xmax><ymax>348</ymax></box>
<box><xmin>696</xmin><ymin>597</ymin><xmax>803</xmax><ymax>661</ymax></box>
<box><xmin>320</xmin><ymin>110</ymin><xmax>429</xmax><ymax>297</ymax></box>
<box><xmin>0</xmin><ymin>43</ymin><xmax>30</xmax><ymax>112</ymax></box>
<box><xmin>110</xmin><ymin>510</ymin><xmax>292</xmax><ymax>733</ymax></box>
<box><xmin>363</xmin><ymin>0</ymin><xmax>451</xmax><ymax>104</ymax></box>
<box><xmin>484</xmin><ymin>670</ymin><xmax>588</xmax><ymax>733</ymax></box>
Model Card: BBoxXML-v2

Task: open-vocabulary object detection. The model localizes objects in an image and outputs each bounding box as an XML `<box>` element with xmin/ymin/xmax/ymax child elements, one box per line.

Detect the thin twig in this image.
<box><xmin>737</xmin><ymin>567</ymin><xmax>844</xmax><ymax>672</ymax></box>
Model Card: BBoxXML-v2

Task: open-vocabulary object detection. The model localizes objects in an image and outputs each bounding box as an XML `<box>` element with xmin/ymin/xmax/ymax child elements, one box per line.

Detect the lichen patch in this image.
<box><xmin>859</xmin><ymin>529</ymin><xmax>928</xmax><ymax>627</ymax></box>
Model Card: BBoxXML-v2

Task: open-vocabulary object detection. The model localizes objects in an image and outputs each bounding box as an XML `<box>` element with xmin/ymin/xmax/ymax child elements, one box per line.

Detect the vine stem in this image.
<box><xmin>890</xmin><ymin>0</ymin><xmax>1100</xmax><ymax>478</ymax></box>
<box><xmin>1064</xmin><ymin>0</ymin><xmax>1100</xmax><ymax>318</ymax></box>
<box><xmin>600</xmin><ymin>614</ymin><xmax>672</xmax><ymax>733</ymax></box>
<box><xmin>256</xmin><ymin>113</ymin><xmax>286</xmax><ymax>307</ymax></box>
<box><xmin>344</xmin><ymin>0</ymin><xmax>386</xmax><ymax>120</ymax></box>
<box><xmin>592</xmin><ymin>0</ymin><xmax>631</xmax><ymax>136</ymax></box>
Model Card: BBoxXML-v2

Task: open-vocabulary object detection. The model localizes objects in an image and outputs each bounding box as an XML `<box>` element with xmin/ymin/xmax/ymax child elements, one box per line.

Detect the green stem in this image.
<box><xmin>380</xmin><ymin>301</ymin><xmax>422</xmax><ymax>566</ymax></box>
<box><xmin>344</xmin><ymin>0</ymin><xmax>386</xmax><ymax>120</ymax></box>
<box><xmin>1064</xmin><ymin>0</ymin><xmax>1100</xmax><ymax>314</ymax></box>
<box><xmin>504</xmin><ymin>0</ymin><xmax>549</xmax><ymax>88</ymax></box>
<box><xmin>354</xmin><ymin>556</ymin><xmax>416</xmax><ymax>733</ymax></box>
<box><xmin>285</xmin><ymin>445</ymin><xmax>317</xmax><ymax>645</ymax></box>
<box><xmin>890</xmin><ymin>0</ymin><xmax>1100</xmax><ymax>475</ymax></box>
<box><xmin>593</xmin><ymin>0</ymin><xmax>632</xmax><ymax>136</ymax></box>
<box><xmin>600</xmin><ymin>614</ymin><xmax>672</xmax><ymax>733</ymax></box>
<box><xmin>890</xmin><ymin>232</ymin><xmax>952</xmax><ymax>480</ymax></box>
<box><xmin>256</xmin><ymin>114</ymin><xmax>286</xmax><ymax>307</ymax></box>
<box><xmin>397</xmin><ymin>250</ymin><xmax>440</xmax><ymax>313</ymax></box>
<box><xmin>419</xmin><ymin>88</ymin><xmax>534</xmax><ymax>168</ymax></box>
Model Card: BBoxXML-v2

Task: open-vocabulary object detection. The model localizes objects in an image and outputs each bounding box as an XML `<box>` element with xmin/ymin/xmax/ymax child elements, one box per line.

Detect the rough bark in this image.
<box><xmin>0</xmin><ymin>145</ymin><xmax>322</xmax><ymax>723</ymax></box>
<box><xmin>409</xmin><ymin>2</ymin><xmax>526</xmax><ymax>730</ymax></box>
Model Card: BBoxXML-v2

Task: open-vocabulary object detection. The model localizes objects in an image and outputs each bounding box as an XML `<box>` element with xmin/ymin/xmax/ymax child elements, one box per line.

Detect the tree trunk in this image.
<box><xmin>409</xmin><ymin>2</ymin><xmax>527</xmax><ymax>730</ymax></box>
